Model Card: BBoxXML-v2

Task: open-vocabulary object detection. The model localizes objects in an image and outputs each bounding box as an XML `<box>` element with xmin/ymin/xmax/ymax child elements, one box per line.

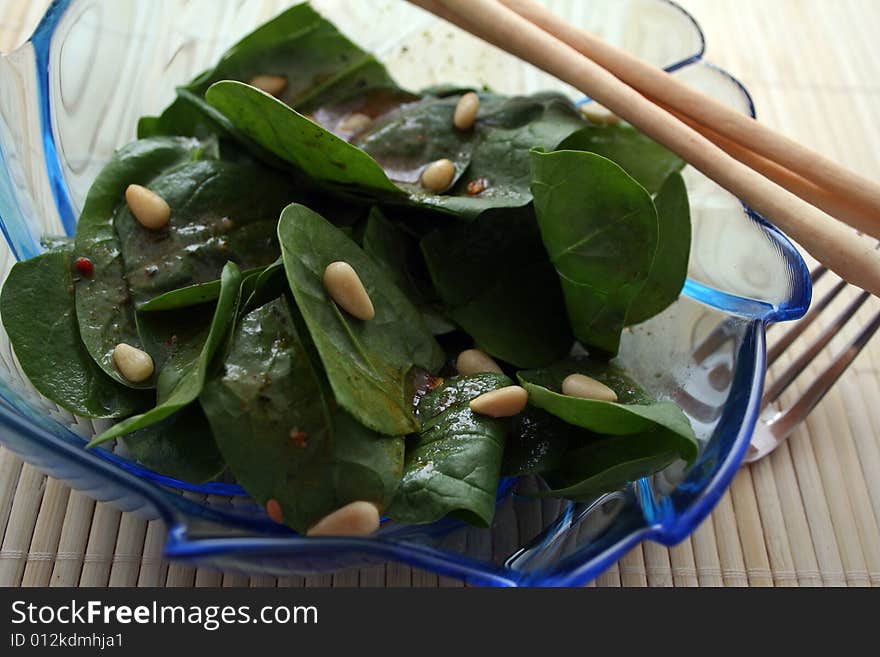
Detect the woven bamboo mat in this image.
<box><xmin>0</xmin><ymin>0</ymin><xmax>878</xmax><ymax>587</ymax></box>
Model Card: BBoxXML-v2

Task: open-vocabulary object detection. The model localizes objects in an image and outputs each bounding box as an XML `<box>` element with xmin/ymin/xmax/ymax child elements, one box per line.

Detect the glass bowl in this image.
<box><xmin>0</xmin><ymin>0</ymin><xmax>810</xmax><ymax>586</ymax></box>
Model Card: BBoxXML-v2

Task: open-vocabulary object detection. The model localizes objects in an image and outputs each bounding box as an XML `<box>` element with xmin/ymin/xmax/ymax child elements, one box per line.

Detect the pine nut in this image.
<box><xmin>248</xmin><ymin>74</ymin><xmax>288</xmax><ymax>98</ymax></box>
<box><xmin>453</xmin><ymin>91</ymin><xmax>480</xmax><ymax>130</ymax></box>
<box><xmin>456</xmin><ymin>349</ymin><xmax>503</xmax><ymax>375</ymax></box>
<box><xmin>125</xmin><ymin>184</ymin><xmax>170</xmax><ymax>230</ymax></box>
<box><xmin>338</xmin><ymin>112</ymin><xmax>372</xmax><ymax>134</ymax></box>
<box><xmin>581</xmin><ymin>102</ymin><xmax>620</xmax><ymax>125</ymax></box>
<box><xmin>420</xmin><ymin>158</ymin><xmax>456</xmax><ymax>193</ymax></box>
<box><xmin>306</xmin><ymin>501</ymin><xmax>381</xmax><ymax>537</ymax></box>
<box><xmin>469</xmin><ymin>385</ymin><xmax>528</xmax><ymax>417</ymax></box>
<box><xmin>112</xmin><ymin>343</ymin><xmax>154</xmax><ymax>383</ymax></box>
<box><xmin>561</xmin><ymin>373</ymin><xmax>618</xmax><ymax>402</ymax></box>
<box><xmin>323</xmin><ymin>261</ymin><xmax>375</xmax><ymax>320</ymax></box>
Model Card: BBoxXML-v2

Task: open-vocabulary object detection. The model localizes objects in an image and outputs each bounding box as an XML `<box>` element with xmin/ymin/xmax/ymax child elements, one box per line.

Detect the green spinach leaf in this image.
<box><xmin>241</xmin><ymin>257</ymin><xmax>287</xmax><ymax>313</ymax></box>
<box><xmin>421</xmin><ymin>206</ymin><xmax>572</xmax><ymax>367</ymax></box>
<box><xmin>206</xmin><ymin>81</ymin><xmax>402</xmax><ymax>197</ymax></box>
<box><xmin>501</xmin><ymin>407</ymin><xmax>573</xmax><ymax>477</ymax></box>
<box><xmin>141</xmin><ymin>3</ymin><xmax>399</xmax><ymax>139</ymax></box>
<box><xmin>137</xmin><ymin>265</ymin><xmax>268</xmax><ymax>312</ymax></box>
<box><xmin>361</xmin><ymin>208</ymin><xmax>454</xmax><ymax>335</ymax></box>
<box><xmin>530</xmin><ymin>149</ymin><xmax>658</xmax><ymax>355</ymax></box>
<box><xmin>120</xmin><ymin>404</ymin><xmax>225</xmax><ymax>483</ymax></box>
<box><xmin>136</xmin><ymin>304</ymin><xmax>214</xmax><ymax>397</ymax></box>
<box><xmin>559</xmin><ymin>122</ymin><xmax>685</xmax><ymax>195</ymax></box>
<box><xmin>279</xmin><ymin>203</ymin><xmax>444</xmax><ymax>435</ymax></box>
<box><xmin>137</xmin><ymin>257</ymin><xmax>288</xmax><ymax>315</ymax></box>
<box><xmin>74</xmin><ymin>137</ymin><xmax>208</xmax><ymax>388</ymax></box>
<box><xmin>537</xmin><ymin>432</ymin><xmax>682</xmax><ymax>502</ymax></box>
<box><xmin>356</xmin><ymin>95</ymin><xmax>473</xmax><ymax>193</ymax></box>
<box><xmin>517</xmin><ymin>358</ymin><xmax>698</xmax><ymax>464</ymax></box>
<box><xmin>386</xmin><ymin>373</ymin><xmax>510</xmax><ymax>527</ymax></box>
<box><xmin>377</xmin><ymin>91</ymin><xmax>588</xmax><ymax>218</ymax></box>
<box><xmin>0</xmin><ymin>249</ymin><xmax>149</xmax><ymax>418</ymax></box>
<box><xmin>625</xmin><ymin>172</ymin><xmax>691</xmax><ymax>325</ymax></box>
<box><xmin>115</xmin><ymin>158</ymin><xmax>292</xmax><ymax>307</ymax></box>
<box><xmin>87</xmin><ymin>262</ymin><xmax>243</xmax><ymax>447</ymax></box>
<box><xmin>200</xmin><ymin>297</ymin><xmax>404</xmax><ymax>532</ymax></box>
<box><xmin>206</xmin><ymin>82</ymin><xmax>588</xmax><ymax>219</ymax></box>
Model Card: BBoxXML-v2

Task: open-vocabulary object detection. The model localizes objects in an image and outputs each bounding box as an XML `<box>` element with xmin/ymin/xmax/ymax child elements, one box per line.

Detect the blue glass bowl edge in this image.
<box><xmin>0</xmin><ymin>0</ymin><xmax>810</xmax><ymax>586</ymax></box>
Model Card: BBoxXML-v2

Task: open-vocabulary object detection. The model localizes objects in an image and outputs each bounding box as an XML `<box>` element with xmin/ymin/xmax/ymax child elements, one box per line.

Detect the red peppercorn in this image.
<box><xmin>74</xmin><ymin>257</ymin><xmax>93</xmax><ymax>277</ymax></box>
<box><xmin>467</xmin><ymin>177</ymin><xmax>489</xmax><ymax>196</ymax></box>
<box><xmin>289</xmin><ymin>429</ymin><xmax>308</xmax><ymax>448</ymax></box>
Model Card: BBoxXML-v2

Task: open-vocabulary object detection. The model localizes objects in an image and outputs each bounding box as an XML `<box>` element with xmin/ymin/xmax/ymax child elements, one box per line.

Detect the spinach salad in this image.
<box><xmin>0</xmin><ymin>3</ymin><xmax>698</xmax><ymax>536</ymax></box>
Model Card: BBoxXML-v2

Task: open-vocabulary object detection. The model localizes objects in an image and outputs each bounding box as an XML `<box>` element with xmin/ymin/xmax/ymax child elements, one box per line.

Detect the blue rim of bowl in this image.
<box><xmin>0</xmin><ymin>0</ymin><xmax>812</xmax><ymax>586</ymax></box>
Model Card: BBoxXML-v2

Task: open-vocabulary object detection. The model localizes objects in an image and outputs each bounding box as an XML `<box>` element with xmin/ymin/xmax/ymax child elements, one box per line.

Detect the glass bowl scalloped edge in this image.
<box><xmin>0</xmin><ymin>0</ymin><xmax>811</xmax><ymax>587</ymax></box>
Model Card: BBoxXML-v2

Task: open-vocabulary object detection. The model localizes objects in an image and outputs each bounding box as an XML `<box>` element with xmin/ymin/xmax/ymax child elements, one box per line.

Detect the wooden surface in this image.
<box><xmin>0</xmin><ymin>0</ymin><xmax>878</xmax><ymax>587</ymax></box>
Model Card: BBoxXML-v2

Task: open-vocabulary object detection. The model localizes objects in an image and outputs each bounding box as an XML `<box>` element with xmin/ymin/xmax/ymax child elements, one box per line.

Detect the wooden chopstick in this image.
<box><xmin>409</xmin><ymin>0</ymin><xmax>880</xmax><ymax>296</ymax></box>
<box><xmin>433</xmin><ymin>0</ymin><xmax>873</xmax><ymax>237</ymax></box>
<box><xmin>499</xmin><ymin>0</ymin><xmax>880</xmax><ymax>242</ymax></box>
<box><xmin>422</xmin><ymin>0</ymin><xmax>871</xmax><ymax>234</ymax></box>
<box><xmin>651</xmin><ymin>97</ymin><xmax>874</xmax><ymax>240</ymax></box>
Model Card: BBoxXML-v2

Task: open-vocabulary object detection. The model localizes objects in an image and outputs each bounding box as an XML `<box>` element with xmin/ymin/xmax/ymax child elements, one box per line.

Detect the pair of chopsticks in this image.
<box><xmin>408</xmin><ymin>0</ymin><xmax>880</xmax><ymax>297</ymax></box>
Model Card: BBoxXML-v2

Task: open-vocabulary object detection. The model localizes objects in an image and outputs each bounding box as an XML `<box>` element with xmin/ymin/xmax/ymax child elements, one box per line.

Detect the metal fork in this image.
<box><xmin>745</xmin><ymin>265</ymin><xmax>880</xmax><ymax>463</ymax></box>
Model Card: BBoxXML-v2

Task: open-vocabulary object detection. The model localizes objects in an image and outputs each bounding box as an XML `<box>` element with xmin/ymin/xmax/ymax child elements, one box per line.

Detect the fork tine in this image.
<box><xmin>762</xmin><ymin>290</ymin><xmax>871</xmax><ymax>407</ymax></box>
<box><xmin>766</xmin><ymin>277</ymin><xmax>848</xmax><ymax>365</ymax></box>
<box><xmin>767</xmin><ymin>309</ymin><xmax>880</xmax><ymax>441</ymax></box>
<box><xmin>768</xmin><ymin>244</ymin><xmax>878</xmax><ymax>361</ymax></box>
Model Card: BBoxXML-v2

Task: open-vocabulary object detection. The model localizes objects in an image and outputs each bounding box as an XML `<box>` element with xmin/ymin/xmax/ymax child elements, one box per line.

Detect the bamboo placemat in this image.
<box><xmin>0</xmin><ymin>0</ymin><xmax>878</xmax><ymax>587</ymax></box>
